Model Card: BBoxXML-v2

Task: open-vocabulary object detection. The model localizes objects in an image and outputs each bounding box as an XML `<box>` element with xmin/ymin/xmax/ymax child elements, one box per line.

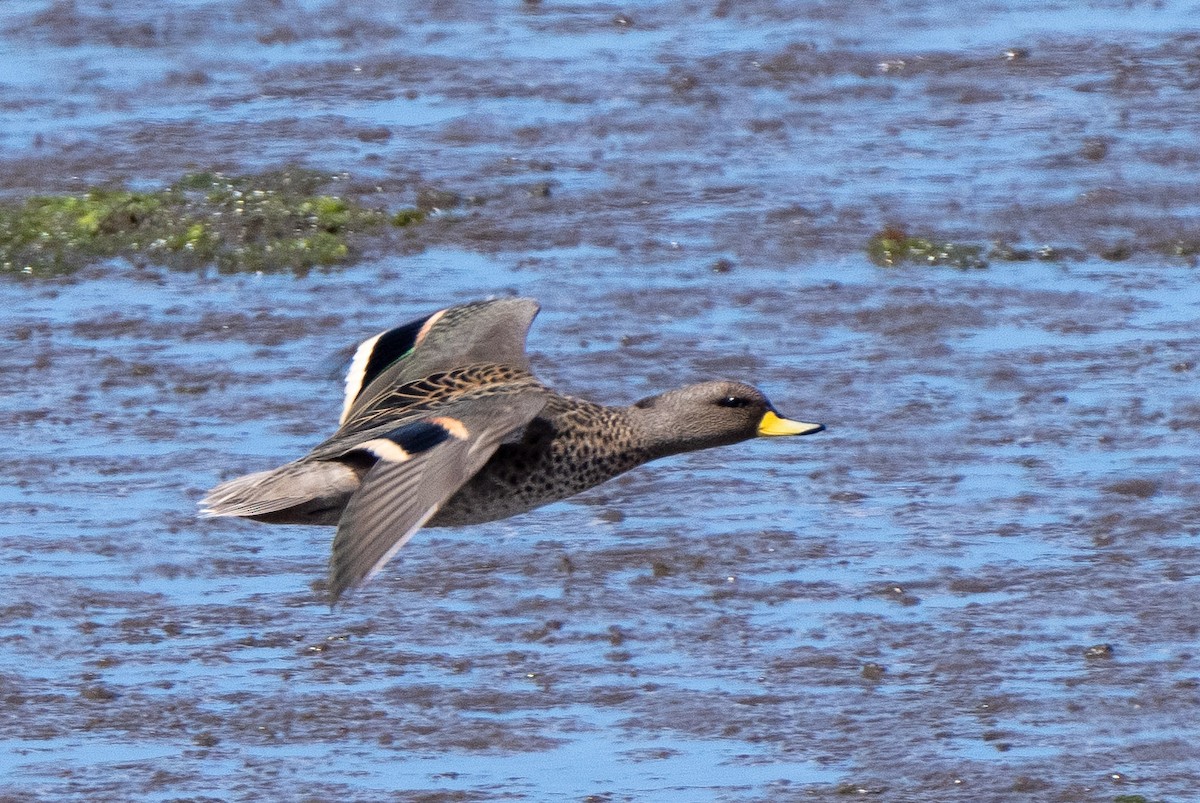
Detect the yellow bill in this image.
<box><xmin>757</xmin><ymin>410</ymin><xmax>825</xmax><ymax>437</ymax></box>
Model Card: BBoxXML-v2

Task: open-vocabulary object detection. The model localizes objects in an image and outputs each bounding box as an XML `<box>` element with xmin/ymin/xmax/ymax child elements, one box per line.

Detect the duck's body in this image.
<box><xmin>201</xmin><ymin>298</ymin><xmax>824</xmax><ymax>603</ymax></box>
<box><xmin>433</xmin><ymin>394</ymin><xmax>644</xmax><ymax>526</ymax></box>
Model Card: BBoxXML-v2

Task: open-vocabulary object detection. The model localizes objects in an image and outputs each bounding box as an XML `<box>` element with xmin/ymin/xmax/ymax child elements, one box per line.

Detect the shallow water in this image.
<box><xmin>3</xmin><ymin>1</ymin><xmax>1200</xmax><ymax>801</ymax></box>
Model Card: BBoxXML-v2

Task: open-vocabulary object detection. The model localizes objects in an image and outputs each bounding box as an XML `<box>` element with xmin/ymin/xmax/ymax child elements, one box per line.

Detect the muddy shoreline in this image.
<box><xmin>2</xmin><ymin>2</ymin><xmax>1198</xmax><ymax>801</ymax></box>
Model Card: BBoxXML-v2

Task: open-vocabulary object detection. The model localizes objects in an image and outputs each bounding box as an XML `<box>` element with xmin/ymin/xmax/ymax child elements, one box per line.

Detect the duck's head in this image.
<box><xmin>631</xmin><ymin>380</ymin><xmax>824</xmax><ymax>456</ymax></box>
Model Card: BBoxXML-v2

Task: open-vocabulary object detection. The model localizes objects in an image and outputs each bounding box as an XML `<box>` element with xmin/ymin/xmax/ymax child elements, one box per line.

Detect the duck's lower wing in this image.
<box><xmin>328</xmin><ymin>392</ymin><xmax>547</xmax><ymax>603</ymax></box>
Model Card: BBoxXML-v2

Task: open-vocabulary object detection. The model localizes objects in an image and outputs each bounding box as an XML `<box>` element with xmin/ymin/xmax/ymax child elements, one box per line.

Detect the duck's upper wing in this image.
<box><xmin>339</xmin><ymin>297</ymin><xmax>540</xmax><ymax>426</ymax></box>
<box><xmin>325</xmin><ymin>386</ymin><xmax>547</xmax><ymax>604</ymax></box>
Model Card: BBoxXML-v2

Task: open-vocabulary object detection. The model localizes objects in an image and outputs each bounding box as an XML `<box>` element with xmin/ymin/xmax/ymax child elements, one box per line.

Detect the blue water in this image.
<box><xmin>3</xmin><ymin>1</ymin><xmax>1200</xmax><ymax>801</ymax></box>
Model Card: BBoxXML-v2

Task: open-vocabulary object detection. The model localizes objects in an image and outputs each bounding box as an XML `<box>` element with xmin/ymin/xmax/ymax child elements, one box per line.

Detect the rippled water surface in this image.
<box><xmin>2</xmin><ymin>2</ymin><xmax>1200</xmax><ymax>801</ymax></box>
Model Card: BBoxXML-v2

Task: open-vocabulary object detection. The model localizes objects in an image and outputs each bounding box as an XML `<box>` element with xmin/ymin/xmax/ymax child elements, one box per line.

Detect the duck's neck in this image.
<box><xmin>621</xmin><ymin>404</ymin><xmax>727</xmax><ymax>462</ymax></box>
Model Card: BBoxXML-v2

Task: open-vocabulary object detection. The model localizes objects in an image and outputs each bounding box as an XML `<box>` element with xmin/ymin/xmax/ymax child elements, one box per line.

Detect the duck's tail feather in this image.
<box><xmin>199</xmin><ymin>459</ymin><xmax>361</xmax><ymax>526</ymax></box>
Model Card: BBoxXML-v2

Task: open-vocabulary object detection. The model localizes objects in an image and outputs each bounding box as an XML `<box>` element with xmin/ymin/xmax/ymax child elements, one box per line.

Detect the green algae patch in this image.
<box><xmin>392</xmin><ymin>207</ymin><xmax>426</xmax><ymax>227</ymax></box>
<box><xmin>868</xmin><ymin>226</ymin><xmax>1200</xmax><ymax>270</ymax></box>
<box><xmin>867</xmin><ymin>226</ymin><xmax>987</xmax><ymax>270</ymax></box>
<box><xmin>0</xmin><ymin>169</ymin><xmax>413</xmax><ymax>276</ymax></box>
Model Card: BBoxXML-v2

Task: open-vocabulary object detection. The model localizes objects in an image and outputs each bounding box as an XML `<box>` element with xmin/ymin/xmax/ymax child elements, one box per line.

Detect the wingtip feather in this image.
<box><xmin>327</xmin><ymin>504</ymin><xmax>441</xmax><ymax>605</ymax></box>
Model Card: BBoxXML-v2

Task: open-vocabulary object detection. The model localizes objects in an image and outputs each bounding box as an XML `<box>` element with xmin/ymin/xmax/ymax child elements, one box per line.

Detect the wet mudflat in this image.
<box><xmin>2</xmin><ymin>1</ymin><xmax>1199</xmax><ymax>801</ymax></box>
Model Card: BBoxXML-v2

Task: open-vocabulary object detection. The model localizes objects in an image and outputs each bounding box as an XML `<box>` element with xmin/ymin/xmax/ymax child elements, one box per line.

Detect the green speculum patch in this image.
<box><xmin>0</xmin><ymin>169</ymin><xmax>426</xmax><ymax>276</ymax></box>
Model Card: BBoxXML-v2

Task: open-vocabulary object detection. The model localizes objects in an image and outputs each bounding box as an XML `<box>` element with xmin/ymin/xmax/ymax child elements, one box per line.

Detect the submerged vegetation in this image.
<box><xmin>867</xmin><ymin>224</ymin><xmax>1200</xmax><ymax>270</ymax></box>
<box><xmin>866</xmin><ymin>226</ymin><xmax>988</xmax><ymax>270</ymax></box>
<box><xmin>8</xmin><ymin>171</ymin><xmax>1200</xmax><ymax>278</ymax></box>
<box><xmin>0</xmin><ymin>169</ymin><xmax>427</xmax><ymax>276</ymax></box>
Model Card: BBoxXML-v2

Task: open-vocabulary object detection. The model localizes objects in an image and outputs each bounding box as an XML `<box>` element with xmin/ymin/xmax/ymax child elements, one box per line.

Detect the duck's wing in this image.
<box><xmin>326</xmin><ymin>388</ymin><xmax>547</xmax><ymax>604</ymax></box>
<box><xmin>339</xmin><ymin>297</ymin><xmax>540</xmax><ymax>426</ymax></box>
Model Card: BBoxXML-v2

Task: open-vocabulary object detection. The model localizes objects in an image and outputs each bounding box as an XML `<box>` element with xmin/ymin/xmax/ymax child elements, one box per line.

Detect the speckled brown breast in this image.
<box><xmin>430</xmin><ymin>395</ymin><xmax>652</xmax><ymax>526</ymax></box>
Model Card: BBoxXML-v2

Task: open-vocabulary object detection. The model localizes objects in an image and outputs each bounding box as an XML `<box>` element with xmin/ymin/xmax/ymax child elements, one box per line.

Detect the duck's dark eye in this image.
<box><xmin>717</xmin><ymin>395</ymin><xmax>752</xmax><ymax>409</ymax></box>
